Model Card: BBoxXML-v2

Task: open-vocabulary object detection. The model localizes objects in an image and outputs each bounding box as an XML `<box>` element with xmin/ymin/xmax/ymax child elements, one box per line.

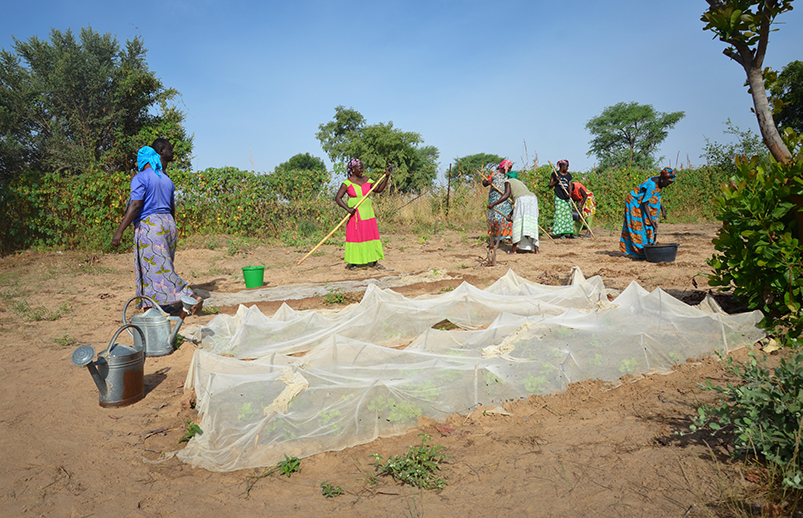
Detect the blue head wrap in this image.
<box><xmin>137</xmin><ymin>146</ymin><xmax>163</xmax><ymax>177</ymax></box>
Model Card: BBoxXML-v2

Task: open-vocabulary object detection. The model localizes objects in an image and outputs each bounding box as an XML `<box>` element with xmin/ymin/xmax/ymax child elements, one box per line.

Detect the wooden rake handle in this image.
<box><xmin>548</xmin><ymin>161</ymin><xmax>595</xmax><ymax>239</ymax></box>
<box><xmin>481</xmin><ymin>171</ymin><xmax>553</xmax><ymax>242</ymax></box>
<box><xmin>297</xmin><ymin>172</ymin><xmax>389</xmax><ymax>266</ymax></box>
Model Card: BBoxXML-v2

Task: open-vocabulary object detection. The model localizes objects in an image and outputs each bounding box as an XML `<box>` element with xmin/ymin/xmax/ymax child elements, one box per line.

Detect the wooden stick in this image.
<box><xmin>548</xmin><ymin>161</ymin><xmax>595</xmax><ymax>239</ymax></box>
<box><xmin>297</xmin><ymin>172</ymin><xmax>389</xmax><ymax>265</ymax></box>
<box><xmin>479</xmin><ymin>170</ymin><xmax>554</xmax><ymax>242</ymax></box>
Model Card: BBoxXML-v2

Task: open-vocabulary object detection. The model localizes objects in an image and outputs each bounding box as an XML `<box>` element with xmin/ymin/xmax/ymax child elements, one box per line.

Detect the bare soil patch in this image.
<box><xmin>0</xmin><ymin>224</ymin><xmax>780</xmax><ymax>517</ymax></box>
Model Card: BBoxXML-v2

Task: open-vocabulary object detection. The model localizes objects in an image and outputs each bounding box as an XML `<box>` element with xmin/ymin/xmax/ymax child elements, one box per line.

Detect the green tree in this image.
<box><xmin>585</xmin><ymin>102</ymin><xmax>685</xmax><ymax>170</ymax></box>
<box><xmin>275</xmin><ymin>152</ymin><xmax>327</xmax><ymax>174</ymax></box>
<box><xmin>702</xmin><ymin>0</ymin><xmax>794</xmax><ymax>164</ymax></box>
<box><xmin>450</xmin><ymin>153</ymin><xmax>504</xmax><ymax>185</ymax></box>
<box><xmin>315</xmin><ymin>106</ymin><xmax>365</xmax><ymax>164</ymax></box>
<box><xmin>769</xmin><ymin>60</ymin><xmax>803</xmax><ymax>133</ymax></box>
<box><xmin>0</xmin><ymin>27</ymin><xmax>192</xmax><ymax>182</ymax></box>
<box><xmin>270</xmin><ymin>152</ymin><xmax>330</xmax><ymax>201</ymax></box>
<box><xmin>316</xmin><ymin>106</ymin><xmax>439</xmax><ymax>192</ymax></box>
<box><xmin>703</xmin><ymin>1</ymin><xmax>803</xmax><ymax>340</ymax></box>
<box><xmin>701</xmin><ymin>118</ymin><xmax>768</xmax><ymax>173</ymax></box>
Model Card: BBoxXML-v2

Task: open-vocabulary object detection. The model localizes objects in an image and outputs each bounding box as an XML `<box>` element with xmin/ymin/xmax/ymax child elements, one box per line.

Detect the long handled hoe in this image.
<box><xmin>297</xmin><ymin>172</ymin><xmax>389</xmax><ymax>266</ymax></box>
<box><xmin>547</xmin><ymin>161</ymin><xmax>595</xmax><ymax>239</ymax></box>
<box><xmin>476</xmin><ymin>170</ymin><xmax>554</xmax><ymax>242</ymax></box>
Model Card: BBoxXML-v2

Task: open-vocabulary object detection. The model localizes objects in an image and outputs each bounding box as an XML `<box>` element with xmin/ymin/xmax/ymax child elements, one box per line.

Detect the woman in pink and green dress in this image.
<box><xmin>335</xmin><ymin>158</ymin><xmax>392</xmax><ymax>270</ymax></box>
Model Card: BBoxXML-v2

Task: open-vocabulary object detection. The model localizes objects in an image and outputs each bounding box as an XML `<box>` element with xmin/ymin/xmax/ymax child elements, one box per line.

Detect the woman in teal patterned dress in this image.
<box><xmin>482</xmin><ymin>160</ymin><xmax>513</xmax><ymax>241</ymax></box>
<box><xmin>620</xmin><ymin>168</ymin><xmax>676</xmax><ymax>259</ymax></box>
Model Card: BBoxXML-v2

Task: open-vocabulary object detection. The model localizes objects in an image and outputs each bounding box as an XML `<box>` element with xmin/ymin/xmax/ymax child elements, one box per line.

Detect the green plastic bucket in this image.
<box><xmin>242</xmin><ymin>266</ymin><xmax>265</xmax><ymax>288</ymax></box>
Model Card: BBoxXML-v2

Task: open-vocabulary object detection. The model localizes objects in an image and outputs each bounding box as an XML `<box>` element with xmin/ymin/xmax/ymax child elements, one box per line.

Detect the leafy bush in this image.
<box><xmin>701</xmin><ymin>119</ymin><xmax>769</xmax><ymax>175</ymax></box>
<box><xmin>0</xmin><ymin>162</ymin><xmax>738</xmax><ymax>255</ymax></box>
<box><xmin>0</xmin><ymin>166</ymin><xmax>340</xmax><ymax>255</ymax></box>
<box><xmin>691</xmin><ymin>350</ymin><xmax>803</xmax><ymax>490</ymax></box>
<box><xmin>707</xmin><ymin>132</ymin><xmax>803</xmax><ymax>338</ymax></box>
<box><xmin>373</xmin><ymin>434</ymin><xmax>448</xmax><ymax>490</ymax></box>
<box><xmin>516</xmin><ymin>164</ymin><xmax>729</xmax><ymax>227</ymax></box>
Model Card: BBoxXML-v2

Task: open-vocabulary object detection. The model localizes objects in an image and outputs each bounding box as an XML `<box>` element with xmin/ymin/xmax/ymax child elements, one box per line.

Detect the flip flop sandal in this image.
<box><xmin>346</xmin><ymin>264</ymin><xmax>358</xmax><ymax>271</ymax></box>
<box><xmin>374</xmin><ymin>263</ymin><xmax>387</xmax><ymax>270</ymax></box>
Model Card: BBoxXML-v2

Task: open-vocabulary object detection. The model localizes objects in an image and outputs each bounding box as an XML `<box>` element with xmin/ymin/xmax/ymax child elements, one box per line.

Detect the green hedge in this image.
<box><xmin>0</xmin><ymin>167</ymin><xmax>338</xmax><ymax>254</ymax></box>
<box><xmin>517</xmin><ymin>165</ymin><xmax>731</xmax><ymax>227</ymax></box>
<box><xmin>0</xmin><ymin>165</ymin><xmax>731</xmax><ymax>255</ymax></box>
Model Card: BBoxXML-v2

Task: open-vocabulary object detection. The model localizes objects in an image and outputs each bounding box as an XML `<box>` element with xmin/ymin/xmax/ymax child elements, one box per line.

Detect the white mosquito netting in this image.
<box><xmin>178</xmin><ymin>269</ymin><xmax>763</xmax><ymax>472</ymax></box>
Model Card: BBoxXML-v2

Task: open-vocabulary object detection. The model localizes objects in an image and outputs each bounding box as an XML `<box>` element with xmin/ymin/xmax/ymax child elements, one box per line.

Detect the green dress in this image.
<box><xmin>343</xmin><ymin>179</ymin><xmax>385</xmax><ymax>265</ymax></box>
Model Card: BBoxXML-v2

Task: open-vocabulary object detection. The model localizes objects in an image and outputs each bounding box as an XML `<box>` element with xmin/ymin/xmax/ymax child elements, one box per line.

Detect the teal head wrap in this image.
<box><xmin>137</xmin><ymin>146</ymin><xmax>163</xmax><ymax>177</ymax></box>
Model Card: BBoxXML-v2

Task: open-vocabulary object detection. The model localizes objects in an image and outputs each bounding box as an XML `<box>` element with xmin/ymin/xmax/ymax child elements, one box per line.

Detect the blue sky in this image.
<box><xmin>2</xmin><ymin>1</ymin><xmax>802</xmax><ymax>177</ymax></box>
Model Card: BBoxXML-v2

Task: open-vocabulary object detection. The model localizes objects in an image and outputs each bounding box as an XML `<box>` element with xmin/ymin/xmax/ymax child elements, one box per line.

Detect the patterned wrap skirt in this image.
<box><xmin>553</xmin><ymin>197</ymin><xmax>574</xmax><ymax>235</ymax></box>
<box><xmin>133</xmin><ymin>213</ymin><xmax>195</xmax><ymax>307</ymax></box>
<box><xmin>620</xmin><ymin>178</ymin><xmax>662</xmax><ymax>258</ymax></box>
<box><xmin>487</xmin><ymin>173</ymin><xmax>512</xmax><ymax>240</ymax></box>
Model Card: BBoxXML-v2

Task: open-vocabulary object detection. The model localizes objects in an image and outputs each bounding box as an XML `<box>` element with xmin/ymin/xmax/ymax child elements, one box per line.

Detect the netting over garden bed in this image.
<box><xmin>178</xmin><ymin>269</ymin><xmax>763</xmax><ymax>472</ymax></box>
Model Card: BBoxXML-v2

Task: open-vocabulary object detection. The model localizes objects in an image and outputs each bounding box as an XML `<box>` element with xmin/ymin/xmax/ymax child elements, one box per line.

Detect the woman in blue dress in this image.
<box><xmin>620</xmin><ymin>168</ymin><xmax>676</xmax><ymax>258</ymax></box>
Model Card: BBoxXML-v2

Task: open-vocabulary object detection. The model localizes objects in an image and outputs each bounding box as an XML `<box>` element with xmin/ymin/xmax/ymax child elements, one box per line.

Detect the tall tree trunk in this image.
<box><xmin>745</xmin><ymin>54</ymin><xmax>793</xmax><ymax>164</ymax></box>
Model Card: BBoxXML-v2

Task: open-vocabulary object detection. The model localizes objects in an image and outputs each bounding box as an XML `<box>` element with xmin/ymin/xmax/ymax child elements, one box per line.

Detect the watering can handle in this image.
<box><xmin>101</xmin><ymin>324</ymin><xmax>146</xmax><ymax>357</ymax></box>
<box><xmin>122</xmin><ymin>295</ymin><xmax>165</xmax><ymax>324</ymax></box>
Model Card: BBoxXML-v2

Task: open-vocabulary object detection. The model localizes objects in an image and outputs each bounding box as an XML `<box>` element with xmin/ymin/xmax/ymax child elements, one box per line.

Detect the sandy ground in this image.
<box><xmin>0</xmin><ymin>223</ymin><xmax>785</xmax><ymax>517</ymax></box>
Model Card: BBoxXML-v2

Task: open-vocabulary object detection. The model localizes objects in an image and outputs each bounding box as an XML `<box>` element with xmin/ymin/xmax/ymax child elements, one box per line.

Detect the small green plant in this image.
<box><xmin>245</xmin><ymin>454</ymin><xmax>302</xmax><ymax>497</ymax></box>
<box><xmin>439</xmin><ymin>285</ymin><xmax>454</xmax><ymax>293</ymax></box>
<box><xmin>202</xmin><ymin>305</ymin><xmax>220</xmax><ymax>315</ymax></box>
<box><xmin>523</xmin><ymin>374</ymin><xmax>547</xmax><ymax>393</ymax></box>
<box><xmin>179</xmin><ymin>420</ymin><xmax>202</xmax><ymax>443</ymax></box>
<box><xmin>53</xmin><ymin>334</ymin><xmax>77</xmax><ymax>347</ymax></box>
<box><xmin>373</xmin><ymin>434</ymin><xmax>448</xmax><ymax>490</ymax></box>
<box><xmin>387</xmin><ymin>400</ymin><xmax>423</xmax><ymax>423</ymax></box>
<box><xmin>277</xmin><ymin>454</ymin><xmax>301</xmax><ymax>477</ymax></box>
<box><xmin>322</xmin><ymin>287</ymin><xmax>346</xmax><ymax>305</ymax></box>
<box><xmin>691</xmin><ymin>349</ymin><xmax>803</xmax><ymax>491</ymax></box>
<box><xmin>320</xmin><ymin>481</ymin><xmax>344</xmax><ymax>498</ymax></box>
<box><xmin>173</xmin><ymin>333</ymin><xmax>185</xmax><ymax>350</ymax></box>
<box><xmin>11</xmin><ymin>300</ymin><xmax>71</xmax><ymax>322</ymax></box>
<box><xmin>237</xmin><ymin>402</ymin><xmax>259</xmax><ymax>421</ymax></box>
<box><xmin>618</xmin><ymin>358</ymin><xmax>638</xmax><ymax>374</ymax></box>
<box><xmin>483</xmin><ymin>371</ymin><xmax>500</xmax><ymax>385</ymax></box>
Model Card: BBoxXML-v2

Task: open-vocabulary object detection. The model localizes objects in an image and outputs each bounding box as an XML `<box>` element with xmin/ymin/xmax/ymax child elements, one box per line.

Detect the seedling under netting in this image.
<box><xmin>178</xmin><ymin>269</ymin><xmax>763</xmax><ymax>472</ymax></box>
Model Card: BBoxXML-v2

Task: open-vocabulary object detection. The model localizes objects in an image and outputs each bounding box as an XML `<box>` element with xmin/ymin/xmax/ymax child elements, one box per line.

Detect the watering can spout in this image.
<box><xmin>71</xmin><ymin>345</ymin><xmax>108</xmax><ymax>397</ymax></box>
<box><xmin>86</xmin><ymin>362</ymin><xmax>108</xmax><ymax>398</ymax></box>
<box><xmin>168</xmin><ymin>295</ymin><xmax>199</xmax><ymax>349</ymax></box>
<box><xmin>168</xmin><ymin>316</ymin><xmax>183</xmax><ymax>350</ymax></box>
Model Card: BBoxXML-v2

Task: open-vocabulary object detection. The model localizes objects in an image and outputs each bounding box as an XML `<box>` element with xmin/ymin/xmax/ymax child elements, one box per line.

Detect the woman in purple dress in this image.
<box><xmin>112</xmin><ymin>139</ymin><xmax>200</xmax><ymax>311</ymax></box>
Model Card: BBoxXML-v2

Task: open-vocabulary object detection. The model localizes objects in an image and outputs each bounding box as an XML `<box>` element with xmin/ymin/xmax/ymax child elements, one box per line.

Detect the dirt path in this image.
<box><xmin>0</xmin><ymin>224</ymin><xmax>773</xmax><ymax>517</ymax></box>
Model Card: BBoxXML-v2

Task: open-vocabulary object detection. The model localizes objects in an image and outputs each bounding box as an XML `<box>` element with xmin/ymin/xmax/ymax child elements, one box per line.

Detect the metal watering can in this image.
<box><xmin>71</xmin><ymin>324</ymin><xmax>146</xmax><ymax>408</ymax></box>
<box><xmin>122</xmin><ymin>295</ymin><xmax>195</xmax><ymax>357</ymax></box>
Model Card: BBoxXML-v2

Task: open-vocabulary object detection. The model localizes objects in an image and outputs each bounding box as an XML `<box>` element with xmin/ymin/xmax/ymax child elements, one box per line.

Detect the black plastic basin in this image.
<box><xmin>644</xmin><ymin>243</ymin><xmax>679</xmax><ymax>263</ymax></box>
